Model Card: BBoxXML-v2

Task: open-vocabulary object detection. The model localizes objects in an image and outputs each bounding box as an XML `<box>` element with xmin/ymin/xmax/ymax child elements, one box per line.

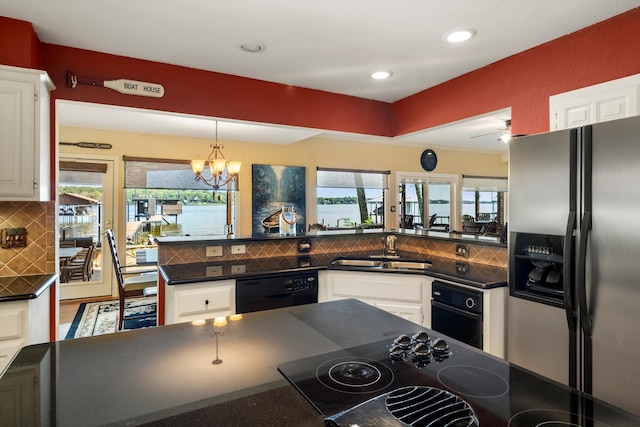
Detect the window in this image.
<box><xmin>316</xmin><ymin>167</ymin><xmax>390</xmax><ymax>230</ymax></box>
<box><xmin>397</xmin><ymin>173</ymin><xmax>458</xmax><ymax>231</ymax></box>
<box><xmin>123</xmin><ymin>156</ymin><xmax>237</xmax><ymax>240</ymax></box>
<box><xmin>461</xmin><ymin>175</ymin><xmax>507</xmax><ymax>234</ymax></box>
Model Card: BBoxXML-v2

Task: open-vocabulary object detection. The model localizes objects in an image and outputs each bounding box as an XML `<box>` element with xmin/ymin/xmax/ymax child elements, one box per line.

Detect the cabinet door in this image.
<box><xmin>325</xmin><ymin>271</ymin><xmax>428</xmax><ymax>326</ymax></box>
<box><xmin>374</xmin><ymin>301</ymin><xmax>423</xmax><ymax>325</ymax></box>
<box><xmin>550</xmin><ymin>74</ymin><xmax>640</xmax><ymax>130</ymax></box>
<box><xmin>0</xmin><ymin>78</ymin><xmax>36</xmax><ymax>198</ymax></box>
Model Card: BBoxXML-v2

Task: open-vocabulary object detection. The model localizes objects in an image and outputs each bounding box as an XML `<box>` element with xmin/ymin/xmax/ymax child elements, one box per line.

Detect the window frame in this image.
<box><xmin>315</xmin><ymin>167</ymin><xmax>390</xmax><ymax>230</ymax></box>
<box><xmin>396</xmin><ymin>171</ymin><xmax>459</xmax><ymax>230</ymax></box>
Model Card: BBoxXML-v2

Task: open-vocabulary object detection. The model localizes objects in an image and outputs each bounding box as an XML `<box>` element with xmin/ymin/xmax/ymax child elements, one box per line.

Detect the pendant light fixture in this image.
<box><xmin>190</xmin><ymin>121</ymin><xmax>242</xmax><ymax>191</ymax></box>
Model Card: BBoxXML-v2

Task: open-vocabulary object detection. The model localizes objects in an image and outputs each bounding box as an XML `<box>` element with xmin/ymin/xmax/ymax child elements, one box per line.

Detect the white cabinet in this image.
<box><xmin>0</xmin><ymin>65</ymin><xmax>55</xmax><ymax>201</ymax></box>
<box><xmin>322</xmin><ymin>271</ymin><xmax>432</xmax><ymax>326</ymax></box>
<box><xmin>0</xmin><ymin>287</ymin><xmax>50</xmax><ymax>375</ymax></box>
<box><xmin>550</xmin><ymin>73</ymin><xmax>640</xmax><ymax>130</ymax></box>
<box><xmin>164</xmin><ymin>280</ymin><xmax>235</xmax><ymax>324</ymax></box>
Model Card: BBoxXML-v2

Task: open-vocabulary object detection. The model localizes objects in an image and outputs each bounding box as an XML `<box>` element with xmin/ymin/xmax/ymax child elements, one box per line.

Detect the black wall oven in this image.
<box><xmin>431</xmin><ymin>280</ymin><xmax>483</xmax><ymax>350</ymax></box>
<box><xmin>236</xmin><ymin>270</ymin><xmax>318</xmax><ymax>314</ymax></box>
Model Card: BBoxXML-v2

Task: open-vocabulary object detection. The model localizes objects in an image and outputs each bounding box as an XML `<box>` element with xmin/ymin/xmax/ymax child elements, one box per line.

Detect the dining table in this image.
<box><xmin>59</xmin><ymin>247</ymin><xmax>83</xmax><ymax>266</ymax></box>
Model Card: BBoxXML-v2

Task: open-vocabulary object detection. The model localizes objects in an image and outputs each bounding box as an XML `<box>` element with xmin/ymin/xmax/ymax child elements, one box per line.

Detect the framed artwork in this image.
<box><xmin>252</xmin><ymin>164</ymin><xmax>306</xmax><ymax>235</ymax></box>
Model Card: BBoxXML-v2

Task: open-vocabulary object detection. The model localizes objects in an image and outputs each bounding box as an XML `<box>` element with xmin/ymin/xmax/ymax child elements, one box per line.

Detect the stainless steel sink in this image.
<box><xmin>330</xmin><ymin>258</ymin><xmax>431</xmax><ymax>270</ymax></box>
<box><xmin>331</xmin><ymin>259</ymin><xmax>384</xmax><ymax>268</ymax></box>
<box><xmin>384</xmin><ymin>261</ymin><xmax>432</xmax><ymax>270</ymax></box>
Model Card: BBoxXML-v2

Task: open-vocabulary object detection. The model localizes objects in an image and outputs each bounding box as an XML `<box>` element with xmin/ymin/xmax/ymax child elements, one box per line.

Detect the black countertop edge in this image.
<box><xmin>159</xmin><ymin>254</ymin><xmax>506</xmax><ymax>290</ymax></box>
<box><xmin>159</xmin><ymin>264</ymin><xmax>326</xmax><ymax>285</ymax></box>
<box><xmin>0</xmin><ymin>273</ymin><xmax>57</xmax><ymax>303</ymax></box>
<box><xmin>154</xmin><ymin>229</ymin><xmax>506</xmax><ymax>247</ymax></box>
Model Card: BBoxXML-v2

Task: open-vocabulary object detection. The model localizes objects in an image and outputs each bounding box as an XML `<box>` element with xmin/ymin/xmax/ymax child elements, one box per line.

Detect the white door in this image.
<box><xmin>59</xmin><ymin>158</ymin><xmax>115</xmax><ymax>299</ymax></box>
<box><xmin>397</xmin><ymin>172</ymin><xmax>458</xmax><ymax>231</ymax></box>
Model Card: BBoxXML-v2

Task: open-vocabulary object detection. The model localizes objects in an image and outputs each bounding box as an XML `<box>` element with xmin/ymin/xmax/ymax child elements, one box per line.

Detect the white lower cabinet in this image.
<box><xmin>0</xmin><ymin>287</ymin><xmax>50</xmax><ymax>374</ymax></box>
<box><xmin>320</xmin><ymin>271</ymin><xmax>432</xmax><ymax>327</ymax></box>
<box><xmin>165</xmin><ymin>280</ymin><xmax>235</xmax><ymax>324</ymax></box>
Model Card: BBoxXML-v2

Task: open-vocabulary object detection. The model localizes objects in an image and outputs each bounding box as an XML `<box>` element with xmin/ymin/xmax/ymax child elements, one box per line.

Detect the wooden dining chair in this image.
<box><xmin>105</xmin><ymin>229</ymin><xmax>158</xmax><ymax>331</ymax></box>
<box><xmin>60</xmin><ymin>244</ymin><xmax>94</xmax><ymax>282</ymax></box>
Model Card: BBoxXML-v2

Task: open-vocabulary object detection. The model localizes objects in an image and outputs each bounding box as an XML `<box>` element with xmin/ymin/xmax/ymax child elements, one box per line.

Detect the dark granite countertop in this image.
<box><xmin>0</xmin><ymin>300</ymin><xmax>424</xmax><ymax>426</ymax></box>
<box><xmin>2</xmin><ymin>299</ymin><xmax>638</xmax><ymax>426</ymax></box>
<box><xmin>159</xmin><ymin>251</ymin><xmax>506</xmax><ymax>289</ymax></box>
<box><xmin>0</xmin><ymin>274</ymin><xmax>57</xmax><ymax>302</ymax></box>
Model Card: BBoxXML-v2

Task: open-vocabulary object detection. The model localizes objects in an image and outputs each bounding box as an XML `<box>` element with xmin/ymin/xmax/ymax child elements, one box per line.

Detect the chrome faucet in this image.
<box><xmin>382</xmin><ymin>235</ymin><xmax>397</xmax><ymax>257</ymax></box>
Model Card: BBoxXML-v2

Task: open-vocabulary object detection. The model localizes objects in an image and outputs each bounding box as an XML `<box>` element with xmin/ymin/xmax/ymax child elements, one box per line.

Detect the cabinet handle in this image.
<box><xmin>205</xmin><ymin>299</ymin><xmax>209</xmax><ymax>306</ymax></box>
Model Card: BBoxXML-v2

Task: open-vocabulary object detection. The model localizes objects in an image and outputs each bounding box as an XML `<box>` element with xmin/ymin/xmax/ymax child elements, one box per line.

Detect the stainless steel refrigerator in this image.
<box><xmin>507</xmin><ymin>114</ymin><xmax>640</xmax><ymax>416</ymax></box>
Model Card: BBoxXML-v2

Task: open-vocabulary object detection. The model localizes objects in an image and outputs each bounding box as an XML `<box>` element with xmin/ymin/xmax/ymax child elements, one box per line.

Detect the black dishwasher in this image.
<box><xmin>236</xmin><ymin>271</ymin><xmax>318</xmax><ymax>314</ymax></box>
<box><xmin>431</xmin><ymin>280</ymin><xmax>483</xmax><ymax>350</ymax></box>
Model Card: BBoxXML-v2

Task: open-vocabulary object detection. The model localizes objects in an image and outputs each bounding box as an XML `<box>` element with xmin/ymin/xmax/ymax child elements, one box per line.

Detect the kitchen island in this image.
<box><xmin>2</xmin><ymin>299</ymin><xmax>639</xmax><ymax>426</ymax></box>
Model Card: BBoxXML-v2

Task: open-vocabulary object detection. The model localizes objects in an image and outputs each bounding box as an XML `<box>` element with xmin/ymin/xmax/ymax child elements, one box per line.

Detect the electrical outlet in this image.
<box><xmin>206</xmin><ymin>246</ymin><xmax>223</xmax><ymax>257</ymax></box>
<box><xmin>231</xmin><ymin>244</ymin><xmax>246</xmax><ymax>255</ymax></box>
<box><xmin>231</xmin><ymin>264</ymin><xmax>246</xmax><ymax>274</ymax></box>
<box><xmin>456</xmin><ymin>262</ymin><xmax>470</xmax><ymax>275</ymax></box>
<box><xmin>206</xmin><ymin>265</ymin><xmax>222</xmax><ymax>276</ymax></box>
<box><xmin>455</xmin><ymin>244</ymin><xmax>470</xmax><ymax>258</ymax></box>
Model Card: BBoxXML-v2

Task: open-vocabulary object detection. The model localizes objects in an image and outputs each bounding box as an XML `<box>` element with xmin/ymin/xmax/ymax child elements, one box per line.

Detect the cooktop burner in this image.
<box><xmin>318</xmin><ymin>357</ymin><xmax>394</xmax><ymax>393</ymax></box>
<box><xmin>437</xmin><ymin>365</ymin><xmax>509</xmax><ymax>398</ymax></box>
<box><xmin>508</xmin><ymin>409</ymin><xmax>610</xmax><ymax>426</ymax></box>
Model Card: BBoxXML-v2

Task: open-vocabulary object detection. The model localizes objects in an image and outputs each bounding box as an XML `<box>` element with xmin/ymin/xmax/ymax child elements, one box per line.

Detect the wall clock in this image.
<box><xmin>420</xmin><ymin>149</ymin><xmax>438</xmax><ymax>172</ymax></box>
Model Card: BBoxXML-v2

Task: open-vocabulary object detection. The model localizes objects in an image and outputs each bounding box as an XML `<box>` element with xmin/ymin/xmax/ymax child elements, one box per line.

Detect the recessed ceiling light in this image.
<box><xmin>239</xmin><ymin>41</ymin><xmax>266</xmax><ymax>53</ymax></box>
<box><xmin>444</xmin><ymin>29</ymin><xmax>476</xmax><ymax>43</ymax></box>
<box><xmin>371</xmin><ymin>71</ymin><xmax>393</xmax><ymax>80</ymax></box>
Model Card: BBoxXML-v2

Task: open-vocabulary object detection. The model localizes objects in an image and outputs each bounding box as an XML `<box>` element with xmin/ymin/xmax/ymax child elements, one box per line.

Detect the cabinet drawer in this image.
<box><xmin>176</xmin><ymin>285</ymin><xmax>234</xmax><ymax>317</ymax></box>
<box><xmin>0</xmin><ymin>309</ymin><xmax>24</xmax><ymax>341</ymax></box>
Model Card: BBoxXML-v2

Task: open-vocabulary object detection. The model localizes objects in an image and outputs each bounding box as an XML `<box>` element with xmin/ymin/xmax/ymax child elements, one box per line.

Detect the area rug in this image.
<box><xmin>65</xmin><ymin>297</ymin><xmax>156</xmax><ymax>339</ymax></box>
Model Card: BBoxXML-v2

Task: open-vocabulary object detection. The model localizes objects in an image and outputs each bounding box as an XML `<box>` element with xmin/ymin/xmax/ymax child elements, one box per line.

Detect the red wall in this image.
<box><xmin>393</xmin><ymin>8</ymin><xmax>640</xmax><ymax>136</ymax></box>
<box><xmin>0</xmin><ymin>17</ymin><xmax>41</xmax><ymax>68</ymax></box>
<box><xmin>2</xmin><ymin>9</ymin><xmax>640</xmax><ymax>138</ymax></box>
<box><xmin>40</xmin><ymin>44</ymin><xmax>393</xmax><ymax>137</ymax></box>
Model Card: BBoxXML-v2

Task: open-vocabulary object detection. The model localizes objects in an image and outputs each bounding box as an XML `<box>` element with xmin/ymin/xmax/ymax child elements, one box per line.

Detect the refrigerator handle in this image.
<box><xmin>563</xmin><ymin>129</ymin><xmax>578</xmax><ymax>333</ymax></box>
<box><xmin>577</xmin><ymin>211</ymin><xmax>593</xmax><ymax>336</ymax></box>
<box><xmin>563</xmin><ymin>212</ymin><xmax>576</xmax><ymax>333</ymax></box>
<box><xmin>578</xmin><ymin>126</ymin><xmax>594</xmax><ymax>338</ymax></box>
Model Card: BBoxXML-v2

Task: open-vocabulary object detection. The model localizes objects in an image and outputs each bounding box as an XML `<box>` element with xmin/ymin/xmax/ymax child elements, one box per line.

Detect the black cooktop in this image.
<box><xmin>278</xmin><ymin>333</ymin><xmax>640</xmax><ymax>426</ymax></box>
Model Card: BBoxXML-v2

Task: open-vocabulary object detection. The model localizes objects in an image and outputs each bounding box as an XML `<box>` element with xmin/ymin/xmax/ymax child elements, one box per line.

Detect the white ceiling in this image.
<box><xmin>4</xmin><ymin>0</ymin><xmax>639</xmax><ymax>152</ymax></box>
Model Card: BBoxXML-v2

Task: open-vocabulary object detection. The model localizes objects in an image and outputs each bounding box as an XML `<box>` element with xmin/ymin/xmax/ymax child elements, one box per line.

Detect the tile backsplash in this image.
<box><xmin>159</xmin><ymin>233</ymin><xmax>506</xmax><ymax>268</ymax></box>
<box><xmin>0</xmin><ymin>201</ymin><xmax>56</xmax><ymax>276</ymax></box>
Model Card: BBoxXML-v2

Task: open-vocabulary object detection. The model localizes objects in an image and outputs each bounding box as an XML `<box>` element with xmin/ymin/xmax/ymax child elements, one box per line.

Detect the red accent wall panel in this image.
<box><xmin>0</xmin><ymin>17</ymin><xmax>41</xmax><ymax>68</ymax></box>
<box><xmin>393</xmin><ymin>8</ymin><xmax>640</xmax><ymax>136</ymax></box>
<box><xmin>41</xmin><ymin>45</ymin><xmax>393</xmax><ymax>137</ymax></box>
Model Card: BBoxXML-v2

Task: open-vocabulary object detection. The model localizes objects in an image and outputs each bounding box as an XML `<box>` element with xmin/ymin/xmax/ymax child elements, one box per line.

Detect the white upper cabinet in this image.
<box><xmin>550</xmin><ymin>73</ymin><xmax>640</xmax><ymax>130</ymax></box>
<box><xmin>0</xmin><ymin>65</ymin><xmax>55</xmax><ymax>201</ymax></box>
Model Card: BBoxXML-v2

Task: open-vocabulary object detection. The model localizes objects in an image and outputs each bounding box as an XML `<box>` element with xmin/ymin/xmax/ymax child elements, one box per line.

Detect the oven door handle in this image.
<box><xmin>431</xmin><ymin>300</ymin><xmax>481</xmax><ymax>321</ymax></box>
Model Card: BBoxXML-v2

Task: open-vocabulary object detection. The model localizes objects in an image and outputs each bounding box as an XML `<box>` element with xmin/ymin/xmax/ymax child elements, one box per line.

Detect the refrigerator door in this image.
<box><xmin>584</xmin><ymin>116</ymin><xmax>640</xmax><ymax>415</ymax></box>
<box><xmin>507</xmin><ymin>130</ymin><xmax>574</xmax><ymax>385</ymax></box>
<box><xmin>509</xmin><ymin>129</ymin><xmax>573</xmax><ymax>235</ymax></box>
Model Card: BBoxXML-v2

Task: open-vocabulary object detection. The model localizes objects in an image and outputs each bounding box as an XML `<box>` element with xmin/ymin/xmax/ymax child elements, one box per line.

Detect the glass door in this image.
<box><xmin>397</xmin><ymin>173</ymin><xmax>458</xmax><ymax>231</ymax></box>
<box><xmin>59</xmin><ymin>159</ymin><xmax>115</xmax><ymax>299</ymax></box>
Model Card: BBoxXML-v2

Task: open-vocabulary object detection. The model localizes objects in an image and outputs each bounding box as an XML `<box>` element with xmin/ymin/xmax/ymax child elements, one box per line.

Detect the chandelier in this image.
<box><xmin>191</xmin><ymin>121</ymin><xmax>242</xmax><ymax>191</ymax></box>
